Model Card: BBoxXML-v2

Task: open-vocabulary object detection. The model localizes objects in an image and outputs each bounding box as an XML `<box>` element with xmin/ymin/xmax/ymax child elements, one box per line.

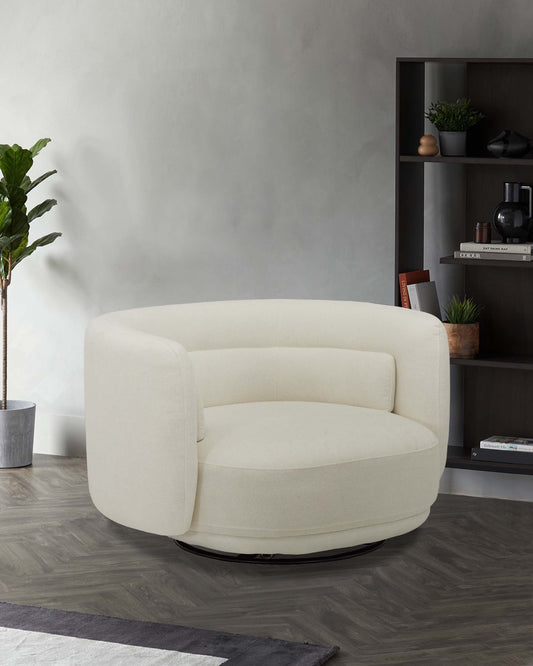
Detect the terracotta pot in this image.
<box><xmin>443</xmin><ymin>322</ymin><xmax>479</xmax><ymax>359</ymax></box>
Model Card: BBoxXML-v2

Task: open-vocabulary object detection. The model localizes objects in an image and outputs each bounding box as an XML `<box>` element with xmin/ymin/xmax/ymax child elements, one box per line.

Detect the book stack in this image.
<box><xmin>471</xmin><ymin>435</ymin><xmax>533</xmax><ymax>464</ymax></box>
<box><xmin>398</xmin><ymin>270</ymin><xmax>429</xmax><ymax>308</ymax></box>
<box><xmin>455</xmin><ymin>241</ymin><xmax>533</xmax><ymax>262</ymax></box>
<box><xmin>398</xmin><ymin>269</ymin><xmax>442</xmax><ymax>318</ymax></box>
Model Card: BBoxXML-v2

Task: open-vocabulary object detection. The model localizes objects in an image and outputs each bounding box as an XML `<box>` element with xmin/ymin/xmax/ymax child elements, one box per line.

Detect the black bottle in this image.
<box><xmin>493</xmin><ymin>182</ymin><xmax>533</xmax><ymax>243</ymax></box>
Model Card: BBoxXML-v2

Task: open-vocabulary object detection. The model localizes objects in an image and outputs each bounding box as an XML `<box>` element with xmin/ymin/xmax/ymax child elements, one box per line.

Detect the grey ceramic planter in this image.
<box><xmin>0</xmin><ymin>401</ymin><xmax>36</xmax><ymax>468</ymax></box>
<box><xmin>439</xmin><ymin>131</ymin><xmax>467</xmax><ymax>156</ymax></box>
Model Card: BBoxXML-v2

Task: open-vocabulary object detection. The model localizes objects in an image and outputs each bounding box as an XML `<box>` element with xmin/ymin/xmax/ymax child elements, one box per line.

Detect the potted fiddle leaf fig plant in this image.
<box><xmin>443</xmin><ymin>295</ymin><xmax>483</xmax><ymax>359</ymax></box>
<box><xmin>0</xmin><ymin>138</ymin><xmax>61</xmax><ymax>467</ymax></box>
<box><xmin>425</xmin><ymin>98</ymin><xmax>485</xmax><ymax>156</ymax></box>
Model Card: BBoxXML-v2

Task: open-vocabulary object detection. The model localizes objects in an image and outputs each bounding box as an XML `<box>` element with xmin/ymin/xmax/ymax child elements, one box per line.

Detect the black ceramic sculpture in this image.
<box><xmin>487</xmin><ymin>130</ymin><xmax>530</xmax><ymax>158</ymax></box>
<box><xmin>493</xmin><ymin>181</ymin><xmax>533</xmax><ymax>242</ymax></box>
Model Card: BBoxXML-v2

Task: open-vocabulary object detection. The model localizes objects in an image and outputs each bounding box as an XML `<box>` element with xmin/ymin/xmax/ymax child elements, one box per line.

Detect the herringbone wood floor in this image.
<box><xmin>0</xmin><ymin>455</ymin><xmax>532</xmax><ymax>665</ymax></box>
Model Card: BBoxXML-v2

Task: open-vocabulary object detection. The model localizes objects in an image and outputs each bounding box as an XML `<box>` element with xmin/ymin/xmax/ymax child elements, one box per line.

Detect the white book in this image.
<box><xmin>480</xmin><ymin>435</ymin><xmax>533</xmax><ymax>452</ymax></box>
<box><xmin>460</xmin><ymin>241</ymin><xmax>533</xmax><ymax>255</ymax></box>
<box><xmin>406</xmin><ymin>281</ymin><xmax>441</xmax><ymax>319</ymax></box>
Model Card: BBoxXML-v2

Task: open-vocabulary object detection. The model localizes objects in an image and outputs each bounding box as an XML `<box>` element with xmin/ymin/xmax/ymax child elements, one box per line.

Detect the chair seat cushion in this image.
<box><xmin>189</xmin><ymin>401</ymin><xmax>440</xmax><ymax>539</ymax></box>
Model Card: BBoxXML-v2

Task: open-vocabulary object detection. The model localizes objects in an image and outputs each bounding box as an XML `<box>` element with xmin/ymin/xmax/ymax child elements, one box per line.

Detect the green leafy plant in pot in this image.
<box><xmin>425</xmin><ymin>98</ymin><xmax>485</xmax><ymax>156</ymax></box>
<box><xmin>443</xmin><ymin>295</ymin><xmax>482</xmax><ymax>359</ymax></box>
<box><xmin>0</xmin><ymin>139</ymin><xmax>61</xmax><ymax>467</ymax></box>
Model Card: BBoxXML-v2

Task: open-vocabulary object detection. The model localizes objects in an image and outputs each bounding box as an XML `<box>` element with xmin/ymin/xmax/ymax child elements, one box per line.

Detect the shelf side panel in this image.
<box><xmin>397</xmin><ymin>163</ymin><xmax>424</xmax><ymax>280</ymax></box>
<box><xmin>396</xmin><ymin>62</ymin><xmax>426</xmax><ymax>291</ymax></box>
<box><xmin>397</xmin><ymin>61</ymin><xmax>425</xmax><ymax>155</ymax></box>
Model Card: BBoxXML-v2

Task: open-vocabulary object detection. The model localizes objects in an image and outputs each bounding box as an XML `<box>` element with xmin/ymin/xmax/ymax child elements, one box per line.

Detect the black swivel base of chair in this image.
<box><xmin>175</xmin><ymin>539</ymin><xmax>384</xmax><ymax>564</ymax></box>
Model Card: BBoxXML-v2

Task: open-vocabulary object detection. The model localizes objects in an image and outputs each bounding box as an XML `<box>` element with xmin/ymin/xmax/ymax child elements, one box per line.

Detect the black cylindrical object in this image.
<box><xmin>493</xmin><ymin>181</ymin><xmax>533</xmax><ymax>243</ymax></box>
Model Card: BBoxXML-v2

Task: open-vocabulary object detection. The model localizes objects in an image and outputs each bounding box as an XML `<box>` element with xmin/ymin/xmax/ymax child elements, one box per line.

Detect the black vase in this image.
<box><xmin>493</xmin><ymin>182</ymin><xmax>533</xmax><ymax>243</ymax></box>
<box><xmin>487</xmin><ymin>130</ymin><xmax>530</xmax><ymax>158</ymax></box>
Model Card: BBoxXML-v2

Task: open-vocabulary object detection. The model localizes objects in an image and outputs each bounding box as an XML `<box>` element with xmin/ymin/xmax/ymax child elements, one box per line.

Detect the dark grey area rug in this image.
<box><xmin>0</xmin><ymin>601</ymin><xmax>338</xmax><ymax>665</ymax></box>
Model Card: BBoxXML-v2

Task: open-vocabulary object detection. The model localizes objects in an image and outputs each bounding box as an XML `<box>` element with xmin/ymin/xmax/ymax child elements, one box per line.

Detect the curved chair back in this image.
<box><xmin>111</xmin><ymin>299</ymin><xmax>448</xmax><ymax>449</ymax></box>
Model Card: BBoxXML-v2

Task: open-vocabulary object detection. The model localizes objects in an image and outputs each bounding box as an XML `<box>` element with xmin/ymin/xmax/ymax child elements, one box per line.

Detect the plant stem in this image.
<box><xmin>1</xmin><ymin>254</ymin><xmax>12</xmax><ymax>411</ymax></box>
<box><xmin>1</xmin><ymin>281</ymin><xmax>6</xmax><ymax>410</ymax></box>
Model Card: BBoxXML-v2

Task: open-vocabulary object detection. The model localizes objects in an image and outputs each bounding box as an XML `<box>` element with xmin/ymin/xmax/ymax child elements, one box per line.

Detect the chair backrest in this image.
<box><xmin>113</xmin><ymin>299</ymin><xmax>397</xmax><ymax>412</ymax></box>
<box><xmin>110</xmin><ymin>298</ymin><xmax>448</xmax><ymax>445</ymax></box>
<box><xmin>190</xmin><ymin>346</ymin><xmax>395</xmax><ymax>411</ymax></box>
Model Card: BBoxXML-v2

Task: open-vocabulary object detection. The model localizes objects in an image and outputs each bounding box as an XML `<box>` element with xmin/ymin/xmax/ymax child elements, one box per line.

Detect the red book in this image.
<box><xmin>398</xmin><ymin>270</ymin><xmax>430</xmax><ymax>308</ymax></box>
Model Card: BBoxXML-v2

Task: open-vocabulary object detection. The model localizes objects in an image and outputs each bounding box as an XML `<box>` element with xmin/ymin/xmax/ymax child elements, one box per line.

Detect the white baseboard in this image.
<box><xmin>440</xmin><ymin>467</ymin><xmax>533</xmax><ymax>502</ymax></box>
<box><xmin>34</xmin><ymin>411</ymin><xmax>86</xmax><ymax>457</ymax></box>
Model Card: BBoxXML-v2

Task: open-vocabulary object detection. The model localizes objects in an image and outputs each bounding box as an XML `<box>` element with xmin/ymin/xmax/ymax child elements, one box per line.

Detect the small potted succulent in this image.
<box><xmin>443</xmin><ymin>295</ymin><xmax>482</xmax><ymax>359</ymax></box>
<box><xmin>0</xmin><ymin>139</ymin><xmax>61</xmax><ymax>467</ymax></box>
<box><xmin>425</xmin><ymin>98</ymin><xmax>485</xmax><ymax>156</ymax></box>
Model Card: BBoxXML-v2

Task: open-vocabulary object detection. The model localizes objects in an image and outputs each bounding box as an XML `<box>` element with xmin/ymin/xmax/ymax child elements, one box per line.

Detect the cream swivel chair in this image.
<box><xmin>85</xmin><ymin>300</ymin><xmax>449</xmax><ymax>562</ymax></box>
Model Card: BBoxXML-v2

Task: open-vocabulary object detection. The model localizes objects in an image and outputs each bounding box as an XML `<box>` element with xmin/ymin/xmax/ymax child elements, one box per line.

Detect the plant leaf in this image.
<box><xmin>10</xmin><ymin>233</ymin><xmax>28</xmax><ymax>263</ymax></box>
<box><xmin>7</xmin><ymin>187</ymin><xmax>28</xmax><ymax>237</ymax></box>
<box><xmin>25</xmin><ymin>170</ymin><xmax>57</xmax><ymax>194</ymax></box>
<box><xmin>0</xmin><ymin>201</ymin><xmax>10</xmax><ymax>233</ymax></box>
<box><xmin>444</xmin><ymin>294</ymin><xmax>482</xmax><ymax>324</ymax></box>
<box><xmin>0</xmin><ymin>234</ymin><xmax>25</xmax><ymax>252</ymax></box>
<box><xmin>0</xmin><ymin>146</ymin><xmax>33</xmax><ymax>190</ymax></box>
<box><xmin>28</xmin><ymin>199</ymin><xmax>57</xmax><ymax>223</ymax></box>
<box><xmin>11</xmin><ymin>232</ymin><xmax>62</xmax><ymax>268</ymax></box>
<box><xmin>29</xmin><ymin>138</ymin><xmax>51</xmax><ymax>158</ymax></box>
<box><xmin>7</xmin><ymin>192</ymin><xmax>28</xmax><ymax>237</ymax></box>
<box><xmin>425</xmin><ymin>98</ymin><xmax>485</xmax><ymax>132</ymax></box>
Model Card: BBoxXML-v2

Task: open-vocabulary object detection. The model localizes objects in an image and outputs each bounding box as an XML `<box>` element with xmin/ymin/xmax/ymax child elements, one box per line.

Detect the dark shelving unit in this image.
<box><xmin>396</xmin><ymin>57</ymin><xmax>533</xmax><ymax>475</ymax></box>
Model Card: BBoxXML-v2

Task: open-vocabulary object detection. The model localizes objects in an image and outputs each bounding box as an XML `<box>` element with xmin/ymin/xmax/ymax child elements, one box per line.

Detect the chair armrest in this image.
<box><xmin>84</xmin><ymin>316</ymin><xmax>198</xmax><ymax>536</ymax></box>
<box><xmin>379</xmin><ymin>308</ymin><xmax>450</xmax><ymax>469</ymax></box>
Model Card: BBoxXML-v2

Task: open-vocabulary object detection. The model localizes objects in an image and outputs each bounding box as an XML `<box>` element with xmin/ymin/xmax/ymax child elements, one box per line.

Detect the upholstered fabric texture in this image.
<box><xmin>85</xmin><ymin>299</ymin><xmax>449</xmax><ymax>554</ymax></box>
<box><xmin>187</xmin><ymin>401</ymin><xmax>439</xmax><ymax>538</ymax></box>
<box><xmin>190</xmin><ymin>347</ymin><xmax>396</xmax><ymax>411</ymax></box>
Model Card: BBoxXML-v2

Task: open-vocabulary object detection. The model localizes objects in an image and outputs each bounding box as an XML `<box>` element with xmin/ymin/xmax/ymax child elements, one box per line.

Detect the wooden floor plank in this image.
<box><xmin>0</xmin><ymin>455</ymin><xmax>532</xmax><ymax>665</ymax></box>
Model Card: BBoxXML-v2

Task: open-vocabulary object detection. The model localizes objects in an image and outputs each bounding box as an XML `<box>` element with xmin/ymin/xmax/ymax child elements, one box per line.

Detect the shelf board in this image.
<box><xmin>397</xmin><ymin>58</ymin><xmax>533</xmax><ymax>64</ymax></box>
<box><xmin>400</xmin><ymin>155</ymin><xmax>533</xmax><ymax>166</ymax></box>
<box><xmin>446</xmin><ymin>445</ymin><xmax>533</xmax><ymax>475</ymax></box>
<box><xmin>450</xmin><ymin>354</ymin><xmax>533</xmax><ymax>370</ymax></box>
<box><xmin>440</xmin><ymin>254</ymin><xmax>533</xmax><ymax>268</ymax></box>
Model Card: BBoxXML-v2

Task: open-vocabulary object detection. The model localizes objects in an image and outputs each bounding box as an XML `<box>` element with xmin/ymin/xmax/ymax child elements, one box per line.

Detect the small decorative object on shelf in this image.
<box><xmin>425</xmin><ymin>98</ymin><xmax>485</xmax><ymax>156</ymax></box>
<box><xmin>487</xmin><ymin>129</ymin><xmax>530</xmax><ymax>158</ymax></box>
<box><xmin>474</xmin><ymin>222</ymin><xmax>491</xmax><ymax>243</ymax></box>
<box><xmin>493</xmin><ymin>181</ymin><xmax>532</xmax><ymax>243</ymax></box>
<box><xmin>443</xmin><ymin>295</ymin><xmax>482</xmax><ymax>359</ymax></box>
<box><xmin>417</xmin><ymin>134</ymin><xmax>438</xmax><ymax>156</ymax></box>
